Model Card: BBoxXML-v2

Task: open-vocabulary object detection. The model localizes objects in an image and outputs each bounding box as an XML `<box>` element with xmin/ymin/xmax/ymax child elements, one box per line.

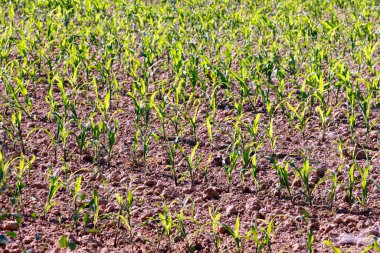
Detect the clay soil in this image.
<box><xmin>1</xmin><ymin>76</ymin><xmax>380</xmax><ymax>253</ymax></box>
<box><xmin>1</xmin><ymin>1</ymin><xmax>380</xmax><ymax>253</ymax></box>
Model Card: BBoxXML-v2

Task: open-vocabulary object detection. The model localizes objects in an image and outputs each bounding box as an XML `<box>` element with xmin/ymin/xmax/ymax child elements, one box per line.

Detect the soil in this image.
<box><xmin>1</xmin><ymin>2</ymin><xmax>380</xmax><ymax>253</ymax></box>
<box><xmin>1</xmin><ymin>78</ymin><xmax>380</xmax><ymax>253</ymax></box>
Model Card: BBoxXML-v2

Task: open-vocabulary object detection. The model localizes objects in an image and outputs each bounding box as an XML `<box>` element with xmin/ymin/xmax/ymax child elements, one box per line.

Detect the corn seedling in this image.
<box><xmin>115</xmin><ymin>190</ymin><xmax>134</xmax><ymax>246</ymax></box>
<box><xmin>222</xmin><ymin>216</ymin><xmax>243</xmax><ymax>253</ymax></box>
<box><xmin>291</xmin><ymin>159</ymin><xmax>313</xmax><ymax>205</ymax></box>
<box><xmin>158</xmin><ymin>204</ymin><xmax>174</xmax><ymax>253</ymax></box>
<box><xmin>89</xmin><ymin>188</ymin><xmax>100</xmax><ymax>233</ymax></box>
<box><xmin>209</xmin><ymin>207</ymin><xmax>221</xmax><ymax>253</ymax></box>
<box><xmin>44</xmin><ymin>176</ymin><xmax>62</xmax><ymax>216</ymax></box>
<box><xmin>179</xmin><ymin>142</ymin><xmax>203</xmax><ymax>186</ymax></box>
<box><xmin>357</xmin><ymin>164</ymin><xmax>370</xmax><ymax>208</ymax></box>
<box><xmin>266</xmin><ymin>118</ymin><xmax>278</xmax><ymax>156</ymax></box>
<box><xmin>269</xmin><ymin>157</ymin><xmax>292</xmax><ymax>199</ymax></box>
<box><xmin>71</xmin><ymin>175</ymin><xmax>82</xmax><ymax>235</ymax></box>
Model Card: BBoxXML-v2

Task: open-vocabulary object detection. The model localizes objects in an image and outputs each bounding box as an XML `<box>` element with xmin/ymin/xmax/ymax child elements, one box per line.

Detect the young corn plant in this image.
<box><xmin>52</xmin><ymin>112</ymin><xmax>71</xmax><ymax>163</ymax></box>
<box><xmin>316</xmin><ymin>106</ymin><xmax>332</xmax><ymax>141</ymax></box>
<box><xmin>357</xmin><ymin>164</ymin><xmax>370</xmax><ymax>209</ymax></box>
<box><xmin>73</xmin><ymin>122</ymin><xmax>88</xmax><ymax>157</ymax></box>
<box><xmin>287</xmin><ymin>101</ymin><xmax>310</xmax><ymax>139</ymax></box>
<box><xmin>241</xmin><ymin>143</ymin><xmax>252</xmax><ymax>186</ymax></box>
<box><xmin>222</xmin><ymin>216</ymin><xmax>243</xmax><ymax>253</ymax></box>
<box><xmin>291</xmin><ymin>159</ymin><xmax>313</xmax><ymax>206</ymax></box>
<box><xmin>0</xmin><ymin>150</ymin><xmax>14</xmax><ymax>189</ymax></box>
<box><xmin>183</xmin><ymin>99</ymin><xmax>200</xmax><ymax>142</ymax></box>
<box><xmin>250</xmin><ymin>154</ymin><xmax>260</xmax><ymax>190</ymax></box>
<box><xmin>158</xmin><ymin>204</ymin><xmax>174</xmax><ymax>253</ymax></box>
<box><xmin>269</xmin><ymin>157</ymin><xmax>292</xmax><ymax>199</ymax></box>
<box><xmin>105</xmin><ymin>119</ymin><xmax>119</xmax><ymax>168</ymax></box>
<box><xmin>324</xmin><ymin>240</ymin><xmax>342</xmax><ymax>253</ymax></box>
<box><xmin>266</xmin><ymin>118</ymin><xmax>278</xmax><ymax>156</ymax></box>
<box><xmin>356</xmin><ymin>90</ymin><xmax>372</xmax><ymax>143</ymax></box>
<box><xmin>224</xmin><ymin>149</ymin><xmax>239</xmax><ymax>192</ymax></box>
<box><xmin>248</xmin><ymin>218</ymin><xmax>275</xmax><ymax>253</ymax></box>
<box><xmin>179</xmin><ymin>143</ymin><xmax>203</xmax><ymax>186</ymax></box>
<box><xmin>115</xmin><ymin>190</ymin><xmax>134</xmax><ymax>246</ymax></box>
<box><xmin>89</xmin><ymin>189</ymin><xmax>100</xmax><ymax>233</ymax></box>
<box><xmin>328</xmin><ymin>165</ymin><xmax>344</xmax><ymax>208</ymax></box>
<box><xmin>246</xmin><ymin>113</ymin><xmax>263</xmax><ymax>153</ymax></box>
<box><xmin>362</xmin><ymin>238</ymin><xmax>380</xmax><ymax>253</ymax></box>
<box><xmin>209</xmin><ymin>207</ymin><xmax>221</xmax><ymax>253</ymax></box>
<box><xmin>71</xmin><ymin>175</ymin><xmax>82</xmax><ymax>235</ymax></box>
<box><xmin>347</xmin><ymin>163</ymin><xmax>356</xmax><ymax>206</ymax></box>
<box><xmin>12</xmin><ymin>155</ymin><xmax>32</xmax><ymax>213</ymax></box>
<box><xmin>44</xmin><ymin>176</ymin><xmax>62</xmax><ymax>216</ymax></box>
<box><xmin>174</xmin><ymin>199</ymin><xmax>199</xmax><ymax>253</ymax></box>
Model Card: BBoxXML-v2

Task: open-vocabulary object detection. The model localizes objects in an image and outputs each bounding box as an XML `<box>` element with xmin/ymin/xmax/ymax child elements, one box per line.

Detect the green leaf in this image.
<box><xmin>6</xmin><ymin>231</ymin><xmax>16</xmax><ymax>238</ymax></box>
<box><xmin>59</xmin><ymin>235</ymin><xmax>68</xmax><ymax>248</ymax></box>
<box><xmin>324</xmin><ymin>240</ymin><xmax>341</xmax><ymax>253</ymax></box>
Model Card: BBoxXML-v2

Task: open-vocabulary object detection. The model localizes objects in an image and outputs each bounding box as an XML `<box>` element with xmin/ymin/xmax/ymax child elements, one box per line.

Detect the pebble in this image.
<box><xmin>144</xmin><ymin>180</ymin><xmax>157</xmax><ymax>187</ymax></box>
<box><xmin>292</xmin><ymin>243</ymin><xmax>302</xmax><ymax>251</ymax></box>
<box><xmin>1</xmin><ymin>221</ymin><xmax>18</xmax><ymax>231</ymax></box>
<box><xmin>245</xmin><ymin>198</ymin><xmax>260</xmax><ymax>211</ymax></box>
<box><xmin>182</xmin><ymin>187</ymin><xmax>194</xmax><ymax>194</ymax></box>
<box><xmin>316</xmin><ymin>165</ymin><xmax>327</xmax><ymax>178</ymax></box>
<box><xmin>203</xmin><ymin>187</ymin><xmax>220</xmax><ymax>200</ymax></box>
<box><xmin>218</xmin><ymin>226</ymin><xmax>227</xmax><ymax>234</ymax></box>
<box><xmin>225</xmin><ymin>205</ymin><xmax>238</xmax><ymax>216</ymax></box>
<box><xmin>140</xmin><ymin>211</ymin><xmax>154</xmax><ymax>222</ymax></box>
<box><xmin>213</xmin><ymin>154</ymin><xmax>223</xmax><ymax>166</ymax></box>
<box><xmin>82</xmin><ymin>154</ymin><xmax>93</xmax><ymax>163</ymax></box>
<box><xmin>162</xmin><ymin>187</ymin><xmax>178</xmax><ymax>199</ymax></box>
<box><xmin>31</xmin><ymin>183</ymin><xmax>46</xmax><ymax>189</ymax></box>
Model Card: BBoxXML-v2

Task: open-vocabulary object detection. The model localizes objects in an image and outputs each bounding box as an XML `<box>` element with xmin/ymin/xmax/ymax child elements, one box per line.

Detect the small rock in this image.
<box><xmin>82</xmin><ymin>154</ymin><xmax>93</xmax><ymax>163</ymax></box>
<box><xmin>144</xmin><ymin>180</ymin><xmax>157</xmax><ymax>187</ymax></box>
<box><xmin>27</xmin><ymin>122</ymin><xmax>36</xmax><ymax>128</ymax></box>
<box><xmin>343</xmin><ymin>148</ymin><xmax>369</xmax><ymax>160</ymax></box>
<box><xmin>369</xmin><ymin>131</ymin><xmax>377</xmax><ymax>140</ymax></box>
<box><xmin>292</xmin><ymin>179</ymin><xmax>302</xmax><ymax>187</ymax></box>
<box><xmin>31</xmin><ymin>183</ymin><xmax>46</xmax><ymax>189</ymax></box>
<box><xmin>355</xmin><ymin>149</ymin><xmax>368</xmax><ymax>160</ymax></box>
<box><xmin>334</xmin><ymin>214</ymin><xmax>345</xmax><ymax>224</ymax></box>
<box><xmin>203</xmin><ymin>187</ymin><xmax>220</xmax><ymax>200</ymax></box>
<box><xmin>214</xmin><ymin>155</ymin><xmax>223</xmax><ymax>166</ymax></box>
<box><xmin>194</xmin><ymin>240</ymin><xmax>203</xmax><ymax>251</ymax></box>
<box><xmin>0</xmin><ymin>234</ymin><xmax>11</xmax><ymax>245</ymax></box>
<box><xmin>2</xmin><ymin>221</ymin><xmax>18</xmax><ymax>231</ymax></box>
<box><xmin>344</xmin><ymin>215</ymin><xmax>358</xmax><ymax>224</ymax></box>
<box><xmin>162</xmin><ymin>187</ymin><xmax>178</xmax><ymax>199</ymax></box>
<box><xmin>131</xmin><ymin>177</ymin><xmax>143</xmax><ymax>185</ymax></box>
<box><xmin>154</xmin><ymin>180</ymin><xmax>167</xmax><ymax>190</ymax></box>
<box><xmin>245</xmin><ymin>198</ymin><xmax>260</xmax><ymax>211</ymax></box>
<box><xmin>323</xmin><ymin>224</ymin><xmax>337</xmax><ymax>233</ymax></box>
<box><xmin>218</xmin><ymin>226</ymin><xmax>227</xmax><ymax>234</ymax></box>
<box><xmin>23</xmin><ymin>236</ymin><xmax>34</xmax><ymax>244</ymax></box>
<box><xmin>141</xmin><ymin>211</ymin><xmax>154</xmax><ymax>222</ymax></box>
<box><xmin>316</xmin><ymin>166</ymin><xmax>327</xmax><ymax>178</ymax></box>
<box><xmin>367</xmin><ymin>224</ymin><xmax>380</xmax><ymax>237</ymax></box>
<box><xmin>225</xmin><ymin>205</ymin><xmax>238</xmax><ymax>216</ymax></box>
<box><xmin>182</xmin><ymin>187</ymin><xmax>194</xmax><ymax>194</ymax></box>
<box><xmin>105</xmin><ymin>204</ymin><xmax>116</xmax><ymax>213</ymax></box>
<box><xmin>292</xmin><ymin>243</ymin><xmax>301</xmax><ymax>251</ymax></box>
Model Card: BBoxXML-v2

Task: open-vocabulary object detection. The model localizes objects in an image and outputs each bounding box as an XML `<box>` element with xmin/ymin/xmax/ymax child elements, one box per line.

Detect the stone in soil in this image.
<box><xmin>1</xmin><ymin>221</ymin><xmax>18</xmax><ymax>231</ymax></box>
<box><xmin>225</xmin><ymin>205</ymin><xmax>238</xmax><ymax>216</ymax></box>
<box><xmin>203</xmin><ymin>187</ymin><xmax>220</xmax><ymax>200</ymax></box>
